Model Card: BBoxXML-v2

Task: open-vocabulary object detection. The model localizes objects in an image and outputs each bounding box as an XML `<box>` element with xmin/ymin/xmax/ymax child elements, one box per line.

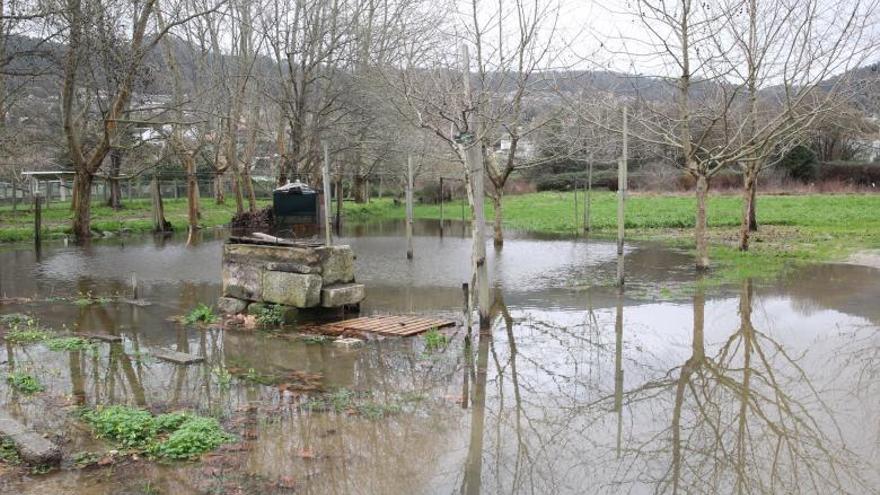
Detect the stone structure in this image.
<box><xmin>219</xmin><ymin>240</ymin><xmax>365</xmax><ymax>317</ymax></box>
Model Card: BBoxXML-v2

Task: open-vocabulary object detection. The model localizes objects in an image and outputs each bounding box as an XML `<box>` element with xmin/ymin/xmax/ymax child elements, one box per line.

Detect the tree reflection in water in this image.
<box><xmin>619</xmin><ymin>279</ymin><xmax>873</xmax><ymax>494</ymax></box>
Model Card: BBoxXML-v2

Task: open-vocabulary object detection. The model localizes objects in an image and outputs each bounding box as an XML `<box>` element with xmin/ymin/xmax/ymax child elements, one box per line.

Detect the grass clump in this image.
<box><xmin>0</xmin><ymin>437</ymin><xmax>22</xmax><ymax>465</ymax></box>
<box><xmin>7</xmin><ymin>372</ymin><xmax>45</xmax><ymax>394</ymax></box>
<box><xmin>80</xmin><ymin>405</ymin><xmax>234</xmax><ymax>459</ymax></box>
<box><xmin>45</xmin><ymin>336</ymin><xmax>95</xmax><ymax>352</ymax></box>
<box><xmin>4</xmin><ymin>327</ymin><xmax>50</xmax><ymax>344</ymax></box>
<box><xmin>0</xmin><ymin>313</ymin><xmax>34</xmax><ymax>326</ymax></box>
<box><xmin>151</xmin><ymin>417</ymin><xmax>234</xmax><ymax>460</ymax></box>
<box><xmin>73</xmin><ymin>292</ymin><xmax>113</xmax><ymax>306</ymax></box>
<box><xmin>423</xmin><ymin>328</ymin><xmax>449</xmax><ymax>352</ymax></box>
<box><xmin>252</xmin><ymin>304</ymin><xmax>285</xmax><ymax>327</ymax></box>
<box><xmin>184</xmin><ymin>304</ymin><xmax>218</xmax><ymax>326</ymax></box>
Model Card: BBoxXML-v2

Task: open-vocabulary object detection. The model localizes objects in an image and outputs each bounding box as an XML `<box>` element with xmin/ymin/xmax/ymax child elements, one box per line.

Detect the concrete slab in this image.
<box><xmin>152</xmin><ymin>349</ymin><xmax>204</xmax><ymax>365</ymax></box>
<box><xmin>321</xmin><ymin>283</ymin><xmax>365</xmax><ymax>308</ymax></box>
<box><xmin>0</xmin><ymin>410</ymin><xmax>61</xmax><ymax>465</ymax></box>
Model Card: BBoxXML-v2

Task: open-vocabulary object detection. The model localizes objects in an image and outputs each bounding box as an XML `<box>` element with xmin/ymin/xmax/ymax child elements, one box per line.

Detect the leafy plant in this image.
<box><xmin>423</xmin><ymin>329</ymin><xmax>449</xmax><ymax>352</ymax></box>
<box><xmin>7</xmin><ymin>372</ymin><xmax>45</xmax><ymax>394</ymax></box>
<box><xmin>0</xmin><ymin>437</ymin><xmax>22</xmax><ymax>465</ymax></box>
<box><xmin>0</xmin><ymin>313</ymin><xmax>33</xmax><ymax>326</ymax></box>
<box><xmin>73</xmin><ymin>292</ymin><xmax>112</xmax><ymax>306</ymax></box>
<box><xmin>4</xmin><ymin>328</ymin><xmax>50</xmax><ymax>344</ymax></box>
<box><xmin>252</xmin><ymin>304</ymin><xmax>284</xmax><ymax>327</ymax></box>
<box><xmin>81</xmin><ymin>405</ymin><xmax>157</xmax><ymax>449</ymax></box>
<box><xmin>72</xmin><ymin>451</ymin><xmax>100</xmax><ymax>467</ymax></box>
<box><xmin>211</xmin><ymin>367</ymin><xmax>232</xmax><ymax>389</ymax></box>
<box><xmin>80</xmin><ymin>405</ymin><xmax>234</xmax><ymax>459</ymax></box>
<box><xmin>45</xmin><ymin>337</ymin><xmax>95</xmax><ymax>352</ymax></box>
<box><xmin>184</xmin><ymin>304</ymin><xmax>218</xmax><ymax>326</ymax></box>
<box><xmin>151</xmin><ymin>417</ymin><xmax>234</xmax><ymax>460</ymax></box>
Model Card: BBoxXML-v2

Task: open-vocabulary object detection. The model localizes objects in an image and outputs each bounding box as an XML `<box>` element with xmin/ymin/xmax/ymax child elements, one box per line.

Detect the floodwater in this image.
<box><xmin>0</xmin><ymin>220</ymin><xmax>878</xmax><ymax>494</ymax></box>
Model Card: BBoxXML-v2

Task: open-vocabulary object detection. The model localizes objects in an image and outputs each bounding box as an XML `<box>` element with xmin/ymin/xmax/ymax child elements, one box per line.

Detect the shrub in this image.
<box><xmin>184</xmin><ymin>304</ymin><xmax>218</xmax><ymax>325</ymax></box>
<box><xmin>819</xmin><ymin>161</ymin><xmax>880</xmax><ymax>186</ymax></box>
<box><xmin>81</xmin><ymin>405</ymin><xmax>157</xmax><ymax>449</ymax></box>
<box><xmin>7</xmin><ymin>372</ymin><xmax>44</xmax><ymax>394</ymax></box>
<box><xmin>423</xmin><ymin>329</ymin><xmax>448</xmax><ymax>352</ymax></box>
<box><xmin>4</xmin><ymin>328</ymin><xmax>49</xmax><ymax>344</ymax></box>
<box><xmin>780</xmin><ymin>145</ymin><xmax>819</xmax><ymax>182</ymax></box>
<box><xmin>251</xmin><ymin>304</ymin><xmax>284</xmax><ymax>327</ymax></box>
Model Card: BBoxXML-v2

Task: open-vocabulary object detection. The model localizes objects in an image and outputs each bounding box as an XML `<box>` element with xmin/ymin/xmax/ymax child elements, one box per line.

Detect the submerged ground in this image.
<box><xmin>0</xmin><ymin>220</ymin><xmax>878</xmax><ymax>494</ymax></box>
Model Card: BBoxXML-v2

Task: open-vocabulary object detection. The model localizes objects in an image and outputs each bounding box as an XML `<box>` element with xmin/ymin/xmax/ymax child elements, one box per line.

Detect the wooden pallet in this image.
<box><xmin>323</xmin><ymin>315</ymin><xmax>456</xmax><ymax>337</ymax></box>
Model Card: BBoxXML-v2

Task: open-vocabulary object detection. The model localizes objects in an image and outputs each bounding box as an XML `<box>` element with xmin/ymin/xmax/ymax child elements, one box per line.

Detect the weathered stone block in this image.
<box><xmin>333</xmin><ymin>337</ymin><xmax>364</xmax><ymax>348</ymax></box>
<box><xmin>315</xmin><ymin>245</ymin><xmax>355</xmax><ymax>284</ymax></box>
<box><xmin>222</xmin><ymin>262</ymin><xmax>262</xmax><ymax>301</ymax></box>
<box><xmin>262</xmin><ymin>271</ymin><xmax>322</xmax><ymax>307</ymax></box>
<box><xmin>0</xmin><ymin>411</ymin><xmax>62</xmax><ymax>465</ymax></box>
<box><xmin>321</xmin><ymin>283</ymin><xmax>365</xmax><ymax>307</ymax></box>
<box><xmin>217</xmin><ymin>296</ymin><xmax>249</xmax><ymax>314</ymax></box>
<box><xmin>224</xmin><ymin>243</ymin><xmax>319</xmax><ymax>265</ymax></box>
<box><xmin>265</xmin><ymin>261</ymin><xmax>320</xmax><ymax>274</ymax></box>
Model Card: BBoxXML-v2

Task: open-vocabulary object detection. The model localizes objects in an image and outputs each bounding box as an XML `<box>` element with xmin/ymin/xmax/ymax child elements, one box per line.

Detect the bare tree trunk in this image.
<box><xmin>695</xmin><ymin>174</ymin><xmax>710</xmax><ymax>270</ymax></box>
<box><xmin>738</xmin><ymin>167</ymin><xmax>758</xmax><ymax>251</ymax></box>
<box><xmin>748</xmin><ymin>175</ymin><xmax>758</xmax><ymax>231</ymax></box>
<box><xmin>184</xmin><ymin>155</ymin><xmax>199</xmax><ymax>232</ymax></box>
<box><xmin>151</xmin><ymin>176</ymin><xmax>171</xmax><ymax>233</ymax></box>
<box><xmin>72</xmin><ymin>170</ymin><xmax>93</xmax><ymax>240</ymax></box>
<box><xmin>232</xmin><ymin>170</ymin><xmax>244</xmax><ymax>215</ymax></box>
<box><xmin>214</xmin><ymin>174</ymin><xmax>225</xmax><ymax>204</ymax></box>
<box><xmin>335</xmin><ymin>176</ymin><xmax>342</xmax><ymax>232</ymax></box>
<box><xmin>353</xmin><ymin>174</ymin><xmax>367</xmax><ymax>203</ymax></box>
<box><xmin>107</xmin><ymin>148</ymin><xmax>122</xmax><ymax>210</ymax></box>
<box><xmin>491</xmin><ymin>190</ymin><xmax>503</xmax><ymax>247</ymax></box>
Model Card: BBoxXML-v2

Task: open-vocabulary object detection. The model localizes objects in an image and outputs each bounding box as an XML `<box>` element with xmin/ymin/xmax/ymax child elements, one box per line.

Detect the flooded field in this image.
<box><xmin>0</xmin><ymin>220</ymin><xmax>878</xmax><ymax>494</ymax></box>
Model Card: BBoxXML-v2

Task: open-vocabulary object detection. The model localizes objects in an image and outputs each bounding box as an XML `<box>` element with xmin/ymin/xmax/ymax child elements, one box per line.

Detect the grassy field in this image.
<box><xmin>0</xmin><ymin>198</ymin><xmax>270</xmax><ymax>242</ymax></box>
<box><xmin>347</xmin><ymin>191</ymin><xmax>880</xmax><ymax>280</ymax></box>
<box><xmin>2</xmin><ymin>191</ymin><xmax>878</xmax><ymax>281</ymax></box>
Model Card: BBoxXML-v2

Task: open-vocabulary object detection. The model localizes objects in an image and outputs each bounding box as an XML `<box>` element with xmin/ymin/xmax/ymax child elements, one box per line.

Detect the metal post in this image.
<box><xmin>585</xmin><ymin>158</ymin><xmax>593</xmax><ymax>232</ymax></box>
<box><xmin>406</xmin><ymin>155</ymin><xmax>414</xmax><ymax>259</ymax></box>
<box><xmin>33</xmin><ymin>194</ymin><xmax>42</xmax><ymax>246</ymax></box>
<box><xmin>439</xmin><ymin>177</ymin><xmax>444</xmax><ymax>233</ymax></box>
<box><xmin>322</xmin><ymin>143</ymin><xmax>332</xmax><ymax>246</ymax></box>
<box><xmin>574</xmin><ymin>181</ymin><xmax>578</xmax><ymax>233</ymax></box>
<box><xmin>130</xmin><ymin>271</ymin><xmax>138</xmax><ymax>300</ymax></box>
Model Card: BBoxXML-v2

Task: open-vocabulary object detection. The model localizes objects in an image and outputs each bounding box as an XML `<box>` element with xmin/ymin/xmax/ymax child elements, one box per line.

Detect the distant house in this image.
<box><xmin>496</xmin><ymin>132</ymin><xmax>536</xmax><ymax>161</ymax></box>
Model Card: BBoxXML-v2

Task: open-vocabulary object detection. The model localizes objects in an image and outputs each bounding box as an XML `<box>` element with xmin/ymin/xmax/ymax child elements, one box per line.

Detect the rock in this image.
<box><xmin>246</xmin><ymin>302</ymin><xmax>268</xmax><ymax>315</ymax></box>
<box><xmin>262</xmin><ymin>272</ymin><xmax>322</xmax><ymax>307</ymax></box>
<box><xmin>321</xmin><ymin>283</ymin><xmax>365</xmax><ymax>308</ymax></box>
<box><xmin>265</xmin><ymin>262</ymin><xmax>319</xmax><ymax>274</ymax></box>
<box><xmin>333</xmin><ymin>337</ymin><xmax>364</xmax><ymax>348</ymax></box>
<box><xmin>0</xmin><ymin>410</ymin><xmax>62</xmax><ymax>465</ymax></box>
<box><xmin>217</xmin><ymin>297</ymin><xmax>249</xmax><ymax>315</ymax></box>
<box><xmin>152</xmin><ymin>349</ymin><xmax>204</xmax><ymax>365</ymax></box>
<box><xmin>278</xmin><ymin>305</ymin><xmax>299</xmax><ymax>324</ymax></box>
<box><xmin>222</xmin><ymin>262</ymin><xmax>263</xmax><ymax>301</ymax></box>
<box><xmin>315</xmin><ymin>245</ymin><xmax>355</xmax><ymax>284</ymax></box>
<box><xmin>223</xmin><ymin>243</ymin><xmax>319</xmax><ymax>265</ymax></box>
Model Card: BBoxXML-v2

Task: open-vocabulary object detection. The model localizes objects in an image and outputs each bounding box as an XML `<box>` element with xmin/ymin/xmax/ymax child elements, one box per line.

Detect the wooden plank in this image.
<box><xmin>320</xmin><ymin>315</ymin><xmax>456</xmax><ymax>337</ymax></box>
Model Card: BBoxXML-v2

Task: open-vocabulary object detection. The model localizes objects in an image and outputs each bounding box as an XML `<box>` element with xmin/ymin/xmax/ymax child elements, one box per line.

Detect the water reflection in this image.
<box><xmin>0</xmin><ymin>222</ymin><xmax>878</xmax><ymax>493</ymax></box>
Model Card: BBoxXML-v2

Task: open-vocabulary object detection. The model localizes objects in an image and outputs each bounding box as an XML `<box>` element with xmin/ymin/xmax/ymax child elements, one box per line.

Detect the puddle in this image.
<box><xmin>0</xmin><ymin>220</ymin><xmax>878</xmax><ymax>493</ymax></box>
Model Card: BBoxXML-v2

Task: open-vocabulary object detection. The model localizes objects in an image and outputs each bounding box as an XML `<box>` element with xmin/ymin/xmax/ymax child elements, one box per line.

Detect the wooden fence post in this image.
<box><xmin>406</xmin><ymin>155</ymin><xmax>414</xmax><ymax>259</ymax></box>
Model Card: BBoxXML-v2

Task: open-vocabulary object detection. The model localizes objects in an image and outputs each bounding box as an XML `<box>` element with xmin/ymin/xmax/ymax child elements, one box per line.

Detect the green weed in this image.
<box><xmin>251</xmin><ymin>304</ymin><xmax>284</xmax><ymax>327</ymax></box>
<box><xmin>0</xmin><ymin>437</ymin><xmax>22</xmax><ymax>465</ymax></box>
<box><xmin>7</xmin><ymin>372</ymin><xmax>44</xmax><ymax>394</ymax></box>
<box><xmin>0</xmin><ymin>313</ymin><xmax>33</xmax><ymax>326</ymax></box>
<box><xmin>45</xmin><ymin>336</ymin><xmax>96</xmax><ymax>352</ymax></box>
<box><xmin>184</xmin><ymin>304</ymin><xmax>218</xmax><ymax>326</ymax></box>
<box><xmin>4</xmin><ymin>327</ymin><xmax>50</xmax><ymax>344</ymax></box>
<box><xmin>423</xmin><ymin>328</ymin><xmax>449</xmax><ymax>352</ymax></box>
<box><xmin>80</xmin><ymin>405</ymin><xmax>234</xmax><ymax>459</ymax></box>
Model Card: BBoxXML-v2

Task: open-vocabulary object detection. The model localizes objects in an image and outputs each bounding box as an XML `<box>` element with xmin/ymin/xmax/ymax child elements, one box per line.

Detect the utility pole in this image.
<box><xmin>322</xmin><ymin>142</ymin><xmax>332</xmax><ymax>246</ymax></box>
<box><xmin>457</xmin><ymin>44</ymin><xmax>490</xmax><ymax>328</ymax></box>
<box><xmin>406</xmin><ymin>155</ymin><xmax>414</xmax><ymax>259</ymax></box>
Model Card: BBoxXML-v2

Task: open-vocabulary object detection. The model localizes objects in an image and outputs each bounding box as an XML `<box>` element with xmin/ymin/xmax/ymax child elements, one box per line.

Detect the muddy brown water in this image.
<box><xmin>0</xmin><ymin>219</ymin><xmax>878</xmax><ymax>494</ymax></box>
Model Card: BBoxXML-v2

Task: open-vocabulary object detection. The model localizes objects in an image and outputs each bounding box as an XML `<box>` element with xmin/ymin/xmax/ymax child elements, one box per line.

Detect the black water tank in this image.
<box><xmin>273</xmin><ymin>180</ymin><xmax>318</xmax><ymax>224</ymax></box>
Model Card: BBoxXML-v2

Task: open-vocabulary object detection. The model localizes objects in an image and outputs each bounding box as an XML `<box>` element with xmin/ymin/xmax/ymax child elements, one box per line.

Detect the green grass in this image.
<box><xmin>347</xmin><ymin>192</ymin><xmax>880</xmax><ymax>282</ymax></box>
<box><xmin>0</xmin><ymin>197</ymin><xmax>270</xmax><ymax>243</ymax></box>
